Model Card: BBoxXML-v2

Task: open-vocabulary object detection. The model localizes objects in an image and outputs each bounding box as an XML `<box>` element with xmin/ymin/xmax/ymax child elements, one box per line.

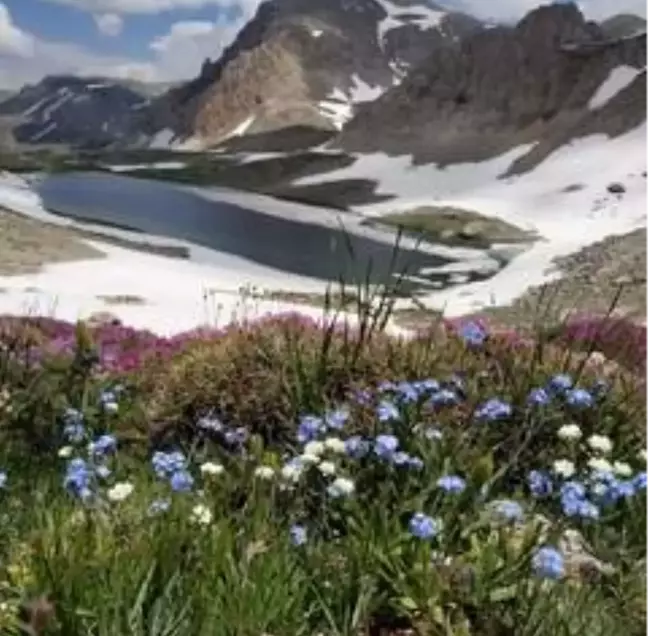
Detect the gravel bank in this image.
<box><xmin>0</xmin><ymin>207</ymin><xmax>104</xmax><ymax>276</ymax></box>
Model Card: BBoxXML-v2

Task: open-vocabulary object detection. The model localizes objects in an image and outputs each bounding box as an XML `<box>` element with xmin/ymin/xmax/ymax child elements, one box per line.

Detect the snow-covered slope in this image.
<box><xmin>298</xmin><ymin>122</ymin><xmax>646</xmax><ymax>314</ymax></box>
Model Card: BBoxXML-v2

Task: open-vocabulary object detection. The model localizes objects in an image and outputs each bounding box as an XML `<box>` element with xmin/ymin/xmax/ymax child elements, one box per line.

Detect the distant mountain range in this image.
<box><xmin>0</xmin><ymin>1</ymin><xmax>644</xmax><ymax>164</ymax></box>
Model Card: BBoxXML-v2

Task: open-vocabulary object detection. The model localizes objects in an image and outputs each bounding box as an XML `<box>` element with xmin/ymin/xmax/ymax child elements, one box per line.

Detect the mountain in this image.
<box><xmin>0</xmin><ymin>76</ymin><xmax>152</xmax><ymax>148</ymax></box>
<box><xmin>334</xmin><ymin>4</ymin><xmax>646</xmax><ymax>173</ymax></box>
<box><xmin>144</xmin><ymin>0</ymin><xmax>484</xmax><ymax>148</ymax></box>
<box><xmin>600</xmin><ymin>13</ymin><xmax>646</xmax><ymax>39</ymax></box>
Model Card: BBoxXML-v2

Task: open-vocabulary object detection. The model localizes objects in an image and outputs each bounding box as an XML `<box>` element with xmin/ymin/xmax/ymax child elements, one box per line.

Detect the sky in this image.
<box><xmin>0</xmin><ymin>0</ymin><xmax>645</xmax><ymax>90</ymax></box>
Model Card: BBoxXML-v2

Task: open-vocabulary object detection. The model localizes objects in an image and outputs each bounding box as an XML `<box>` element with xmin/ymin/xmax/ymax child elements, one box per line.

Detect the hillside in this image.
<box><xmin>335</xmin><ymin>4</ymin><xmax>646</xmax><ymax>171</ymax></box>
<box><xmin>143</xmin><ymin>0</ymin><xmax>484</xmax><ymax>148</ymax></box>
<box><xmin>0</xmin><ymin>76</ymin><xmax>154</xmax><ymax>149</ymax></box>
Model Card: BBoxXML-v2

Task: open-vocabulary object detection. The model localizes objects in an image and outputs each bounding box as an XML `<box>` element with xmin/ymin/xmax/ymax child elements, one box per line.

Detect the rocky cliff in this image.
<box><xmin>334</xmin><ymin>4</ymin><xmax>646</xmax><ymax>171</ymax></box>
<box><xmin>145</xmin><ymin>0</ymin><xmax>484</xmax><ymax>148</ymax></box>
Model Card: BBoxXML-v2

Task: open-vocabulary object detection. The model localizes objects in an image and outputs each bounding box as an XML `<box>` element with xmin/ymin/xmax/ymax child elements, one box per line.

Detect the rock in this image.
<box><xmin>560</xmin><ymin>528</ymin><xmax>615</xmax><ymax>581</ymax></box>
<box><xmin>458</xmin><ymin>221</ymin><xmax>485</xmax><ymax>239</ymax></box>
<box><xmin>607</xmin><ymin>182</ymin><xmax>626</xmax><ymax>194</ymax></box>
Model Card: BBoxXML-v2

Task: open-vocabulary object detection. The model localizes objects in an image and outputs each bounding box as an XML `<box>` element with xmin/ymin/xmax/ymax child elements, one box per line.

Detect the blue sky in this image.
<box><xmin>0</xmin><ymin>0</ymin><xmax>644</xmax><ymax>90</ymax></box>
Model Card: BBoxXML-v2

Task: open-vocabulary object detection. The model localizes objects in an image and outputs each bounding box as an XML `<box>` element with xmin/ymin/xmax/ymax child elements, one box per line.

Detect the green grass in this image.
<box><xmin>0</xmin><ymin>294</ymin><xmax>645</xmax><ymax>636</ymax></box>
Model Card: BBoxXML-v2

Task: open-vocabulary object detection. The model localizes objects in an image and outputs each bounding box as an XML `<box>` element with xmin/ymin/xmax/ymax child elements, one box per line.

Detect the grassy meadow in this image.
<box><xmin>0</xmin><ymin>292</ymin><xmax>645</xmax><ymax>636</ymax></box>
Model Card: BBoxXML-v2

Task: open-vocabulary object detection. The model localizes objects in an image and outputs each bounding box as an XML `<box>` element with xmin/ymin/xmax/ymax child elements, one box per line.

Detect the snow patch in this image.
<box><xmin>311</xmin><ymin>28</ymin><xmax>323</xmax><ymax>37</ymax></box>
<box><xmin>221</xmin><ymin>115</ymin><xmax>256</xmax><ymax>141</ymax></box>
<box><xmin>588</xmin><ymin>65</ymin><xmax>644</xmax><ymax>110</ymax></box>
<box><xmin>149</xmin><ymin>128</ymin><xmax>175</xmax><ymax>149</ymax></box>
<box><xmin>30</xmin><ymin>121</ymin><xmax>57</xmax><ymax>143</ymax></box>
<box><xmin>374</xmin><ymin>0</ymin><xmax>445</xmax><ymax>45</ymax></box>
<box><xmin>294</xmin><ymin>125</ymin><xmax>646</xmax><ymax>316</ymax></box>
<box><xmin>107</xmin><ymin>161</ymin><xmax>186</xmax><ymax>172</ymax></box>
<box><xmin>22</xmin><ymin>97</ymin><xmax>47</xmax><ymax>119</ymax></box>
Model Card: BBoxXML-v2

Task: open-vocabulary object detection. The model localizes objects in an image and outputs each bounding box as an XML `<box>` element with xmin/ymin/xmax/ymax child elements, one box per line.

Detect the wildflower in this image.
<box><xmin>560</xmin><ymin>480</ymin><xmax>587</xmax><ymax>500</ymax></box>
<box><xmin>106</xmin><ymin>482</ymin><xmax>134</xmax><ymax>503</ymax></box>
<box><xmin>612</xmin><ymin>461</ymin><xmax>633</xmax><ymax>477</ymax></box>
<box><xmin>553</xmin><ymin>459</ymin><xmax>576</xmax><ymax>478</ymax></box>
<box><xmin>170</xmin><ymin>470</ymin><xmax>194</xmax><ymax>493</ymax></box>
<box><xmin>532</xmin><ymin>546</ymin><xmax>564</xmax><ymax>580</ymax></box>
<box><xmin>565</xmin><ymin>388</ymin><xmax>594</xmax><ymax>409</ymax></box>
<box><xmin>527</xmin><ymin>470</ymin><xmax>553</xmax><ymax>497</ymax></box>
<box><xmin>408</xmin><ymin>513</ymin><xmax>440</xmax><ymax>540</ymax></box>
<box><xmin>376</xmin><ymin>400</ymin><xmax>400</xmax><ymax>422</ymax></box>
<box><xmin>290</xmin><ymin>524</ymin><xmax>307</xmax><ymax>546</ymax></box>
<box><xmin>409</xmin><ymin>456</ymin><xmax>425</xmax><ymax>470</ymax></box>
<box><xmin>281</xmin><ymin>459</ymin><xmax>303</xmax><ymax>483</ymax></box>
<box><xmin>633</xmin><ymin>472</ymin><xmax>647</xmax><ymax>490</ymax></box>
<box><xmin>100</xmin><ymin>391</ymin><xmax>119</xmax><ymax>414</ymax></box>
<box><xmin>327</xmin><ymin>477</ymin><xmax>355</xmax><ymax>498</ymax></box>
<box><xmin>429</xmin><ymin>389</ymin><xmax>458</xmax><ymax>407</ymax></box>
<box><xmin>89</xmin><ymin>434</ymin><xmax>117</xmax><ymax>457</ymax></box>
<box><xmin>460</xmin><ymin>321</ymin><xmax>487</xmax><ymax>346</ymax></box>
<box><xmin>299</xmin><ymin>452</ymin><xmax>321</xmax><ymax>465</ymax></box>
<box><xmin>95</xmin><ymin>464</ymin><xmax>111</xmax><ymax>479</ymax></box>
<box><xmin>63</xmin><ymin>458</ymin><xmax>92</xmax><ymax>498</ymax></box>
<box><xmin>303</xmin><ymin>441</ymin><xmax>325</xmax><ymax>457</ymax></box>
<box><xmin>200</xmin><ymin>462</ymin><xmax>224</xmax><ymax>477</ymax></box>
<box><xmin>377</xmin><ymin>380</ymin><xmax>397</xmax><ymax>393</ymax></box>
<box><xmin>63</xmin><ymin>422</ymin><xmax>85</xmax><ymax>444</ymax></box>
<box><xmin>587</xmin><ymin>457</ymin><xmax>613</xmax><ymax>473</ymax></box>
<box><xmin>0</xmin><ymin>471</ymin><xmax>6</xmax><ymax>489</ymax></box>
<box><xmin>323</xmin><ymin>437</ymin><xmax>346</xmax><ymax>454</ymax></box>
<box><xmin>424</xmin><ymin>427</ymin><xmax>443</xmax><ymax>441</ymax></box>
<box><xmin>148</xmin><ymin>498</ymin><xmax>171</xmax><ymax>516</ymax></box>
<box><xmin>639</xmin><ymin>449</ymin><xmax>647</xmax><ymax>463</ymax></box>
<box><xmin>491</xmin><ymin>499</ymin><xmax>524</xmax><ymax>524</ymax></box>
<box><xmin>374</xmin><ymin>434</ymin><xmax>399</xmax><ymax>459</ymax></box>
<box><xmin>437</xmin><ymin>475</ymin><xmax>466</xmax><ymax>494</ymax></box>
<box><xmin>557</xmin><ymin>424</ymin><xmax>582</xmax><ymax>441</ymax></box>
<box><xmin>352</xmin><ymin>389</ymin><xmax>373</xmax><ymax>405</ymax></box>
<box><xmin>345</xmin><ymin>435</ymin><xmax>370</xmax><ymax>458</ymax></box>
<box><xmin>391</xmin><ymin>451</ymin><xmax>412</xmax><ymax>466</ymax></box>
<box><xmin>190</xmin><ymin>503</ymin><xmax>213</xmax><ymax>526</ymax></box>
<box><xmin>527</xmin><ymin>388</ymin><xmax>550</xmax><ymax>406</ymax></box>
<box><xmin>152</xmin><ymin>451</ymin><xmax>187</xmax><ymax>478</ymax></box>
<box><xmin>396</xmin><ymin>381</ymin><xmax>418</xmax><ymax>404</ymax></box>
<box><xmin>475</xmin><ymin>398</ymin><xmax>512</xmax><ymax>422</ymax></box>
<box><xmin>196</xmin><ymin>416</ymin><xmax>223</xmax><ymax>432</ymax></box>
<box><xmin>297</xmin><ymin>415</ymin><xmax>323</xmax><ymax>443</ymax></box>
<box><xmin>254</xmin><ymin>466</ymin><xmax>275</xmax><ymax>480</ymax></box>
<box><xmin>587</xmin><ymin>435</ymin><xmax>613</xmax><ymax>454</ymax></box>
<box><xmin>57</xmin><ymin>446</ymin><xmax>74</xmax><ymax>459</ymax></box>
<box><xmin>224</xmin><ymin>427</ymin><xmax>248</xmax><ymax>446</ymax></box>
<box><xmin>548</xmin><ymin>374</ymin><xmax>573</xmax><ymax>392</ymax></box>
<box><xmin>318</xmin><ymin>461</ymin><xmax>337</xmax><ymax>476</ymax></box>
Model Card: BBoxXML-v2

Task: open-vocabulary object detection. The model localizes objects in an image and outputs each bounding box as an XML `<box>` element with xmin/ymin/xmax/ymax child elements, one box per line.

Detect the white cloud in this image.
<box><xmin>43</xmin><ymin>0</ymin><xmax>260</xmax><ymax>16</ymax></box>
<box><xmin>94</xmin><ymin>12</ymin><xmax>124</xmax><ymax>36</ymax></box>
<box><xmin>0</xmin><ymin>2</ymin><xmax>35</xmax><ymax>57</ymax></box>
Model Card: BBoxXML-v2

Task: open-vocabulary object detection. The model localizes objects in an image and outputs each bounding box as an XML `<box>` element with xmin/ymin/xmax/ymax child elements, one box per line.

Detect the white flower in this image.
<box><xmin>592</xmin><ymin>482</ymin><xmax>608</xmax><ymax>497</ymax></box>
<box><xmin>190</xmin><ymin>503</ymin><xmax>213</xmax><ymax>526</ymax></box>
<box><xmin>106</xmin><ymin>482</ymin><xmax>134</xmax><ymax>502</ymax></box>
<box><xmin>612</xmin><ymin>461</ymin><xmax>633</xmax><ymax>477</ymax></box>
<box><xmin>303</xmin><ymin>441</ymin><xmax>325</xmax><ymax>457</ymax></box>
<box><xmin>327</xmin><ymin>477</ymin><xmax>355</xmax><ymax>498</ymax></box>
<box><xmin>639</xmin><ymin>449</ymin><xmax>647</xmax><ymax>463</ymax></box>
<box><xmin>58</xmin><ymin>445</ymin><xmax>73</xmax><ymax>458</ymax></box>
<box><xmin>103</xmin><ymin>401</ymin><xmax>119</xmax><ymax>414</ymax></box>
<box><xmin>588</xmin><ymin>457</ymin><xmax>613</xmax><ymax>473</ymax></box>
<box><xmin>323</xmin><ymin>437</ymin><xmax>346</xmax><ymax>454</ymax></box>
<box><xmin>587</xmin><ymin>435</ymin><xmax>613</xmax><ymax>454</ymax></box>
<box><xmin>557</xmin><ymin>424</ymin><xmax>582</xmax><ymax>441</ymax></box>
<box><xmin>553</xmin><ymin>459</ymin><xmax>576</xmax><ymax>478</ymax></box>
<box><xmin>318</xmin><ymin>461</ymin><xmax>337</xmax><ymax>476</ymax></box>
<box><xmin>254</xmin><ymin>466</ymin><xmax>275</xmax><ymax>480</ymax></box>
<box><xmin>200</xmin><ymin>462</ymin><xmax>225</xmax><ymax>476</ymax></box>
<box><xmin>299</xmin><ymin>452</ymin><xmax>321</xmax><ymax>465</ymax></box>
<box><xmin>281</xmin><ymin>463</ymin><xmax>302</xmax><ymax>482</ymax></box>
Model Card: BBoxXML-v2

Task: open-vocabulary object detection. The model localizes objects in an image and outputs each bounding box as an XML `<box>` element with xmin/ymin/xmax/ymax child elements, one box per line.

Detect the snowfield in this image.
<box><xmin>296</xmin><ymin>124</ymin><xmax>647</xmax><ymax>314</ymax></box>
<box><xmin>0</xmin><ymin>122</ymin><xmax>644</xmax><ymax>333</ymax></box>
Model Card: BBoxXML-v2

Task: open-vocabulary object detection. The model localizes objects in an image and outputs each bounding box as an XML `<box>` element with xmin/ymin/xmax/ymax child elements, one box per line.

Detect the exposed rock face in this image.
<box><xmin>146</xmin><ymin>0</ymin><xmax>484</xmax><ymax>147</ymax></box>
<box><xmin>600</xmin><ymin>13</ymin><xmax>647</xmax><ymax>39</ymax></box>
<box><xmin>0</xmin><ymin>76</ymin><xmax>151</xmax><ymax>148</ymax></box>
<box><xmin>335</xmin><ymin>4</ymin><xmax>646</xmax><ymax>170</ymax></box>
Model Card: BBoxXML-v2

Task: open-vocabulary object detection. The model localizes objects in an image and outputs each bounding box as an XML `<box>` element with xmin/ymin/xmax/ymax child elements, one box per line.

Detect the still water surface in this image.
<box><xmin>36</xmin><ymin>172</ymin><xmax>498</xmax><ymax>294</ymax></box>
